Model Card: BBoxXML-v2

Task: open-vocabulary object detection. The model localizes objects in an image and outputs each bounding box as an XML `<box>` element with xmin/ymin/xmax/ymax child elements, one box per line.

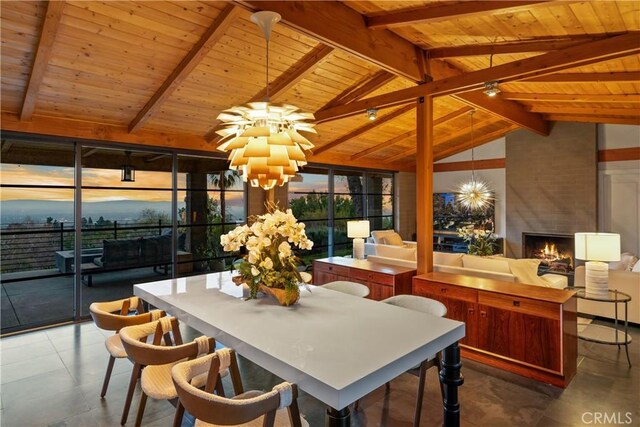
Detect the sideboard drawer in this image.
<box><xmin>479</xmin><ymin>292</ymin><xmax>559</xmax><ymax>320</ymax></box>
<box><xmin>315</xmin><ymin>263</ymin><xmax>350</xmax><ymax>277</ymax></box>
<box><xmin>351</xmin><ymin>269</ymin><xmax>393</xmax><ymax>285</ymax></box>
<box><xmin>414</xmin><ymin>280</ymin><xmax>477</xmax><ymax>303</ymax></box>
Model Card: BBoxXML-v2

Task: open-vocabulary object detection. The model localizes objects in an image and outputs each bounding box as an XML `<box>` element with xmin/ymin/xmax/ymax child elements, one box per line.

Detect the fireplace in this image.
<box><xmin>522</xmin><ymin>232</ymin><xmax>575</xmax><ymax>273</ymax></box>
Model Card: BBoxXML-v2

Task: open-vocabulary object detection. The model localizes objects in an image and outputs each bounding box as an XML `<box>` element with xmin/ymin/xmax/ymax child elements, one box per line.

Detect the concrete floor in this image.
<box><xmin>0</xmin><ymin>318</ymin><xmax>638</xmax><ymax>427</ymax></box>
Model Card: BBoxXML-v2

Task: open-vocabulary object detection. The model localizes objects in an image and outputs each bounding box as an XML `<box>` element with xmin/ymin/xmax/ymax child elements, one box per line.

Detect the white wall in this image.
<box><xmin>434</xmin><ymin>138</ymin><xmax>507</xmax><ymax>237</ymax></box>
<box><xmin>597</xmin><ymin>124</ymin><xmax>640</xmax><ymax>255</ymax></box>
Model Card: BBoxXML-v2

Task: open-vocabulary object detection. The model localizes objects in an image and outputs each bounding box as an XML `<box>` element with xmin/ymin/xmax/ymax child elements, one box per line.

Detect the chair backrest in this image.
<box><xmin>322</xmin><ymin>281</ymin><xmax>370</xmax><ymax>298</ymax></box>
<box><xmin>119</xmin><ymin>317</ymin><xmax>215</xmax><ymax>366</ymax></box>
<box><xmin>382</xmin><ymin>295</ymin><xmax>447</xmax><ymax>318</ymax></box>
<box><xmin>172</xmin><ymin>351</ymin><xmax>302</xmax><ymax>427</ymax></box>
<box><xmin>89</xmin><ymin>297</ymin><xmax>165</xmax><ymax>331</ymax></box>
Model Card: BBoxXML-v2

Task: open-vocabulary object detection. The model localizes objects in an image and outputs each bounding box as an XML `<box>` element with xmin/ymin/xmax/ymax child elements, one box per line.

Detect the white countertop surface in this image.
<box><xmin>134</xmin><ymin>271</ymin><xmax>465</xmax><ymax>410</ymax></box>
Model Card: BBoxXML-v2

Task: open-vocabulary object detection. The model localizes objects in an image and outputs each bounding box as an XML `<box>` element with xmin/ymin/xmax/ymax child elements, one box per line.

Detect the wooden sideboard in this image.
<box><xmin>312</xmin><ymin>257</ymin><xmax>415</xmax><ymax>301</ymax></box>
<box><xmin>413</xmin><ymin>272</ymin><xmax>577</xmax><ymax>388</ymax></box>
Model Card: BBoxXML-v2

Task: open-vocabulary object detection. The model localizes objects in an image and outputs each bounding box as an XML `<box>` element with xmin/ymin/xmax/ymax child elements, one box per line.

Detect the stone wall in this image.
<box><xmin>505</xmin><ymin>122</ymin><xmax>597</xmax><ymax>258</ymax></box>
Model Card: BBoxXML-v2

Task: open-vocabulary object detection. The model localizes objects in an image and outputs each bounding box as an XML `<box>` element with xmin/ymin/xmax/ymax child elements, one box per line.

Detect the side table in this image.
<box><xmin>569</xmin><ymin>286</ymin><xmax>632</xmax><ymax>366</ymax></box>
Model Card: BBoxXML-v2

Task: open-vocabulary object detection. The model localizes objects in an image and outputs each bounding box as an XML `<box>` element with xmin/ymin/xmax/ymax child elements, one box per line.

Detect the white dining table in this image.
<box><xmin>134</xmin><ymin>271</ymin><xmax>465</xmax><ymax>426</ymax></box>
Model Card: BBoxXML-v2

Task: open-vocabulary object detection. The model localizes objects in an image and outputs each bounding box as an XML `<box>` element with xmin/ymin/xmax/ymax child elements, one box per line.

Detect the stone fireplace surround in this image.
<box><xmin>506</xmin><ymin>122</ymin><xmax>597</xmax><ymax>259</ymax></box>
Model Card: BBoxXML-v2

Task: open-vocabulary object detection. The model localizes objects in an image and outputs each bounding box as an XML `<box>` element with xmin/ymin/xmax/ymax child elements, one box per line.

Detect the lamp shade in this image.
<box><xmin>347</xmin><ymin>221</ymin><xmax>370</xmax><ymax>239</ymax></box>
<box><xmin>574</xmin><ymin>232</ymin><xmax>620</xmax><ymax>262</ymax></box>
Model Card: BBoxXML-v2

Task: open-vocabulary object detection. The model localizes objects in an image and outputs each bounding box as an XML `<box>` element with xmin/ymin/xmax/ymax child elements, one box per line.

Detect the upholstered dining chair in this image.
<box><xmin>381</xmin><ymin>294</ymin><xmax>447</xmax><ymax>427</ymax></box>
<box><xmin>322</xmin><ymin>281</ymin><xmax>370</xmax><ymax>298</ymax></box>
<box><xmin>172</xmin><ymin>349</ymin><xmax>308</xmax><ymax>427</ymax></box>
<box><xmin>89</xmin><ymin>296</ymin><xmax>165</xmax><ymax>398</ymax></box>
<box><xmin>119</xmin><ymin>317</ymin><xmax>243</xmax><ymax>427</ymax></box>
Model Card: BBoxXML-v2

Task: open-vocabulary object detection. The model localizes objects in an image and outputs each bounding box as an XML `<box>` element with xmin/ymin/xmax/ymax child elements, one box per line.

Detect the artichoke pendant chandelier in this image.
<box><xmin>216</xmin><ymin>11</ymin><xmax>316</xmax><ymax>190</ymax></box>
<box><xmin>456</xmin><ymin>110</ymin><xmax>494</xmax><ymax>210</ymax></box>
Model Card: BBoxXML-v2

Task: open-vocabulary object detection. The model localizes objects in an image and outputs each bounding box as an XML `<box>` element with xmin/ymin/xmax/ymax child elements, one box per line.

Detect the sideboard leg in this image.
<box><xmin>440</xmin><ymin>341</ymin><xmax>464</xmax><ymax>427</ymax></box>
<box><xmin>326</xmin><ymin>406</ymin><xmax>350</xmax><ymax>427</ymax></box>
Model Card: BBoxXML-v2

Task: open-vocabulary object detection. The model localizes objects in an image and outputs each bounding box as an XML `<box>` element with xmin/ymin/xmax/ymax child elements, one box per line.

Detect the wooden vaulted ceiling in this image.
<box><xmin>1</xmin><ymin>1</ymin><xmax>639</xmax><ymax>172</ymax></box>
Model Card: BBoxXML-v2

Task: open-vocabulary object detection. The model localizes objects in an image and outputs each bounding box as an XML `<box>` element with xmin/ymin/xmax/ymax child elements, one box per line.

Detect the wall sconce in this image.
<box><xmin>366</xmin><ymin>108</ymin><xmax>378</xmax><ymax>121</ymax></box>
<box><xmin>121</xmin><ymin>151</ymin><xmax>135</xmax><ymax>182</ymax></box>
<box><xmin>483</xmin><ymin>81</ymin><xmax>500</xmax><ymax>97</ymax></box>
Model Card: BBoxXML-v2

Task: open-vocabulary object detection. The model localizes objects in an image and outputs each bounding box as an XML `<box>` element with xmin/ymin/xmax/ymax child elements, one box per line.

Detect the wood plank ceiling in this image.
<box><xmin>1</xmin><ymin>1</ymin><xmax>639</xmax><ymax>172</ymax></box>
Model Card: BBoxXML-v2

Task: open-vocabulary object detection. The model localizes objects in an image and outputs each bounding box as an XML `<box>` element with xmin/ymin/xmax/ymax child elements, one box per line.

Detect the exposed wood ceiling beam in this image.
<box><xmin>527</xmin><ymin>106</ymin><xmax>640</xmax><ymax>116</ymax></box>
<box><xmin>350</xmin><ymin>105</ymin><xmax>473</xmax><ymax>161</ymax></box>
<box><xmin>129</xmin><ymin>4</ymin><xmax>242</xmax><ymax>133</ymax></box>
<box><xmin>502</xmin><ymin>93</ymin><xmax>640</xmax><ymax>103</ymax></box>
<box><xmin>545</xmin><ymin>115</ymin><xmax>640</xmax><ymax>126</ymax></box>
<box><xmin>523</xmin><ymin>71</ymin><xmax>640</xmax><ymax>83</ymax></box>
<box><xmin>250</xmin><ymin>44</ymin><xmax>334</xmax><ymax>104</ymax></box>
<box><xmin>435</xmin><ymin>125</ymin><xmax>519</xmax><ymax>161</ymax></box>
<box><xmin>366</xmin><ymin>1</ymin><xmax>551</xmax><ymax>30</ymax></box>
<box><xmin>237</xmin><ymin>1</ymin><xmax>423</xmax><ymax>81</ymax></box>
<box><xmin>307</xmin><ymin>151</ymin><xmax>412</xmax><ymax>172</ymax></box>
<box><xmin>319</xmin><ymin>70</ymin><xmax>396</xmax><ymax>112</ymax></box>
<box><xmin>20</xmin><ymin>1</ymin><xmax>66</xmax><ymax>121</ymax></box>
<box><xmin>314</xmin><ymin>33</ymin><xmax>640</xmax><ymax>123</ymax></box>
<box><xmin>2</xmin><ymin>113</ymin><xmax>214</xmax><ymax>153</ymax></box>
<box><xmin>207</xmin><ymin>43</ymin><xmax>335</xmax><ymax>143</ymax></box>
<box><xmin>385</xmin><ymin>146</ymin><xmax>417</xmax><ymax>164</ymax></box>
<box><xmin>427</xmin><ymin>35</ymin><xmax>610</xmax><ymax>58</ymax></box>
<box><xmin>313</xmin><ymin>103</ymin><xmax>415</xmax><ymax>155</ymax></box>
<box><xmin>434</xmin><ymin>158</ymin><xmax>506</xmax><ymax>172</ymax></box>
<box><xmin>350</xmin><ymin>130</ymin><xmax>417</xmax><ymax>161</ymax></box>
<box><xmin>238</xmin><ymin>0</ymin><xmax>548</xmax><ymax>135</ymax></box>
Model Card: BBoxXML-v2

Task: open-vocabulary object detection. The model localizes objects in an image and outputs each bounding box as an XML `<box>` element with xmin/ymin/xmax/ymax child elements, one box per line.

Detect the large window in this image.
<box><xmin>0</xmin><ymin>136</ymin><xmax>247</xmax><ymax>334</ymax></box>
<box><xmin>288</xmin><ymin>166</ymin><xmax>394</xmax><ymax>262</ymax></box>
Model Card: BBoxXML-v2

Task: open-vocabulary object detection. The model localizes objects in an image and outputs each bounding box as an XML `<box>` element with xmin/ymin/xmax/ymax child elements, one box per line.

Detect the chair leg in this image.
<box><xmin>121</xmin><ymin>363</ymin><xmax>142</xmax><ymax>426</ymax></box>
<box><xmin>414</xmin><ymin>360</ymin><xmax>428</xmax><ymax>427</ymax></box>
<box><xmin>134</xmin><ymin>391</ymin><xmax>148</xmax><ymax>427</ymax></box>
<box><xmin>436</xmin><ymin>355</ymin><xmax>445</xmax><ymax>402</ymax></box>
<box><xmin>173</xmin><ymin>401</ymin><xmax>185</xmax><ymax>427</ymax></box>
<box><xmin>100</xmin><ymin>355</ymin><xmax>116</xmax><ymax>398</ymax></box>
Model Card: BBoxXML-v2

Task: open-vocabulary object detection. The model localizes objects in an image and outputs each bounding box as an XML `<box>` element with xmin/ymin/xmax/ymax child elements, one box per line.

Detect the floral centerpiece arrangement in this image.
<box><xmin>220</xmin><ymin>207</ymin><xmax>314</xmax><ymax>305</ymax></box>
<box><xmin>457</xmin><ymin>224</ymin><xmax>497</xmax><ymax>256</ymax></box>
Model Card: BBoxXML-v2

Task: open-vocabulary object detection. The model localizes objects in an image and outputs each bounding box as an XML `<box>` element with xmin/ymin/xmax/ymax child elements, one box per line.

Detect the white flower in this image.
<box><xmin>251</xmin><ymin>266</ymin><xmax>260</xmax><ymax>276</ymax></box>
<box><xmin>248</xmin><ymin>250</ymin><xmax>260</xmax><ymax>265</ymax></box>
<box><xmin>278</xmin><ymin>241</ymin><xmax>291</xmax><ymax>258</ymax></box>
<box><xmin>261</xmin><ymin>257</ymin><xmax>274</xmax><ymax>269</ymax></box>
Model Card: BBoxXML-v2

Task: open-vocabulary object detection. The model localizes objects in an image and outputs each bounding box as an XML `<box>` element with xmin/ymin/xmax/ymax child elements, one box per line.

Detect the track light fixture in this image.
<box><xmin>483</xmin><ymin>81</ymin><xmax>500</xmax><ymax>97</ymax></box>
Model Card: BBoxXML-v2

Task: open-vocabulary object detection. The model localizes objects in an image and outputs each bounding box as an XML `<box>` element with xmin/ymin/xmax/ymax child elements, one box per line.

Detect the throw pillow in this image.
<box><xmin>609</xmin><ymin>253</ymin><xmax>638</xmax><ymax>271</ymax></box>
<box><xmin>371</xmin><ymin>230</ymin><xmax>395</xmax><ymax>244</ymax></box>
<box><xmin>462</xmin><ymin>255</ymin><xmax>511</xmax><ymax>274</ymax></box>
<box><xmin>381</xmin><ymin>232</ymin><xmax>404</xmax><ymax>246</ymax></box>
<box><xmin>504</xmin><ymin>258</ymin><xmax>549</xmax><ymax>287</ymax></box>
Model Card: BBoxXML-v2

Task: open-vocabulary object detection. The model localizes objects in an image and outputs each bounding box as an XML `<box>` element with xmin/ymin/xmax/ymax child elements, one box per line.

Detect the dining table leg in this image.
<box><xmin>440</xmin><ymin>341</ymin><xmax>464</xmax><ymax>427</ymax></box>
<box><xmin>326</xmin><ymin>406</ymin><xmax>350</xmax><ymax>427</ymax></box>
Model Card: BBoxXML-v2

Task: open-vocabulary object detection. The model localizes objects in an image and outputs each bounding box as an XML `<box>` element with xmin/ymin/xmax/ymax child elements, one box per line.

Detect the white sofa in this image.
<box><xmin>366</xmin><ymin>250</ymin><xmax>568</xmax><ymax>289</ymax></box>
<box><xmin>575</xmin><ymin>266</ymin><xmax>640</xmax><ymax>324</ymax></box>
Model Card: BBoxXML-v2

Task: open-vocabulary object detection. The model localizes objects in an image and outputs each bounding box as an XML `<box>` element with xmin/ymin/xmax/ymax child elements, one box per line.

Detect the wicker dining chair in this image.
<box><xmin>119</xmin><ymin>317</ymin><xmax>243</xmax><ymax>427</ymax></box>
<box><xmin>89</xmin><ymin>296</ymin><xmax>165</xmax><ymax>398</ymax></box>
<box><xmin>172</xmin><ymin>349</ymin><xmax>308</xmax><ymax>427</ymax></box>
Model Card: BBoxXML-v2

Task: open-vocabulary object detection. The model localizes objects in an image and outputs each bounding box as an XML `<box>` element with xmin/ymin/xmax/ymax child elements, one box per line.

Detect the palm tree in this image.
<box><xmin>209</xmin><ymin>170</ymin><xmax>240</xmax><ymax>222</ymax></box>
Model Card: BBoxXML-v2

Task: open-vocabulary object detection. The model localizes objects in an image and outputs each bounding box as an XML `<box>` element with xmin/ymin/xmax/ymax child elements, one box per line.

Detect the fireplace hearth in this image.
<box><xmin>522</xmin><ymin>232</ymin><xmax>575</xmax><ymax>273</ymax></box>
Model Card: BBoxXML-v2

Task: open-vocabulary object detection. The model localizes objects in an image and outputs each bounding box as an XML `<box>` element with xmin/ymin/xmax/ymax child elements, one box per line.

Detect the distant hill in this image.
<box><xmin>1</xmin><ymin>200</ymin><xmax>173</xmax><ymax>225</ymax></box>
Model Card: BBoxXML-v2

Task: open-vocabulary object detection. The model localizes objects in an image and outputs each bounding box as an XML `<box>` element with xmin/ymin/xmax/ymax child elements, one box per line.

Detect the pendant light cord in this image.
<box><xmin>470</xmin><ymin>110</ymin><xmax>475</xmax><ymax>181</ymax></box>
<box><xmin>266</xmin><ymin>38</ymin><xmax>270</xmax><ymax>100</ymax></box>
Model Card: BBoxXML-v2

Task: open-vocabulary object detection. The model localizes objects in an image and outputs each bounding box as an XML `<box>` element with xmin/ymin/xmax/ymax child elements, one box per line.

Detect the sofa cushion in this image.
<box><xmin>101</xmin><ymin>239</ymin><xmax>141</xmax><ymax>268</ymax></box>
<box><xmin>376</xmin><ymin>244</ymin><xmax>416</xmax><ymax>261</ymax></box>
<box><xmin>462</xmin><ymin>255</ymin><xmax>511</xmax><ymax>274</ymax></box>
<box><xmin>371</xmin><ymin>230</ymin><xmax>396</xmax><ymax>245</ymax></box>
<box><xmin>434</xmin><ymin>252</ymin><xmax>463</xmax><ymax>267</ymax></box>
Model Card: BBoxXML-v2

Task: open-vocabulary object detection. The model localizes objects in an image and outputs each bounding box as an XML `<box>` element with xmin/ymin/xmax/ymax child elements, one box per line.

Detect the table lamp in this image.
<box><xmin>574</xmin><ymin>232</ymin><xmax>620</xmax><ymax>296</ymax></box>
<box><xmin>347</xmin><ymin>220</ymin><xmax>370</xmax><ymax>260</ymax></box>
